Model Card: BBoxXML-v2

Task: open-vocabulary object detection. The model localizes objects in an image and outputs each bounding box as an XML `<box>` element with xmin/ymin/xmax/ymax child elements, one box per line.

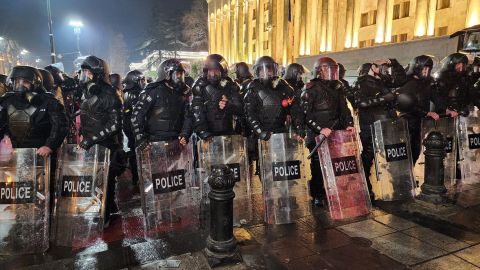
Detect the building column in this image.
<box><xmin>326</xmin><ymin>0</ymin><xmax>335</xmax><ymax>51</ymax></box>
<box><xmin>466</xmin><ymin>0</ymin><xmax>480</xmax><ymax>27</ymax></box>
<box><xmin>375</xmin><ymin>0</ymin><xmax>387</xmax><ymax>43</ymax></box>
<box><xmin>344</xmin><ymin>0</ymin><xmax>354</xmax><ymax>48</ymax></box>
<box><xmin>384</xmin><ymin>0</ymin><xmax>394</xmax><ymax>42</ymax></box>
<box><xmin>414</xmin><ymin>0</ymin><xmax>428</xmax><ymax>37</ymax></box>
<box><xmin>320</xmin><ymin>0</ymin><xmax>328</xmax><ymax>52</ymax></box>
<box><xmin>427</xmin><ymin>0</ymin><xmax>437</xmax><ymax>36</ymax></box>
<box><xmin>352</xmin><ymin>0</ymin><xmax>361</xmax><ymax>47</ymax></box>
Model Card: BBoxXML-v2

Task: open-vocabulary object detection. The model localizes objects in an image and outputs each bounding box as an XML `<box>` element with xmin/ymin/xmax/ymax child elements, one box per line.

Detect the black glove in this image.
<box><xmin>259</xmin><ymin>131</ymin><xmax>271</xmax><ymax>141</ymax></box>
<box><xmin>79</xmin><ymin>138</ymin><xmax>94</xmax><ymax>150</ymax></box>
<box><xmin>136</xmin><ymin>137</ymin><xmax>150</xmax><ymax>151</ymax></box>
<box><xmin>198</xmin><ymin>131</ymin><xmax>213</xmax><ymax>140</ymax></box>
<box><xmin>382</xmin><ymin>91</ymin><xmax>396</xmax><ymax>102</ymax></box>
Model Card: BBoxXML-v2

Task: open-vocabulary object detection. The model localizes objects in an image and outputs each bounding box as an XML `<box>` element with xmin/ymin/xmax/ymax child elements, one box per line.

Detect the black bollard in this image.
<box><xmin>204</xmin><ymin>165</ymin><xmax>242</xmax><ymax>267</ymax></box>
<box><xmin>420</xmin><ymin>131</ymin><xmax>447</xmax><ymax>203</ymax></box>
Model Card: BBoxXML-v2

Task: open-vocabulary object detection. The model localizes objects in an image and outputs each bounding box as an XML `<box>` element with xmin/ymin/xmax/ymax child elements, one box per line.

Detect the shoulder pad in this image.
<box><xmin>305</xmin><ymin>81</ymin><xmax>315</xmax><ymax>89</ymax></box>
<box><xmin>144</xmin><ymin>81</ymin><xmax>162</xmax><ymax>91</ymax></box>
<box><xmin>193</xmin><ymin>77</ymin><xmax>208</xmax><ymax>88</ymax></box>
<box><xmin>245</xmin><ymin>79</ymin><xmax>261</xmax><ymax>91</ymax></box>
<box><xmin>275</xmin><ymin>78</ymin><xmax>293</xmax><ymax>91</ymax></box>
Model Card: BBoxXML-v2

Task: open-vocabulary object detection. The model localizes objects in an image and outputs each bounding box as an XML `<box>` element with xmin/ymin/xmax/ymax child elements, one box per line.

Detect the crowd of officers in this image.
<box><xmin>0</xmin><ymin>52</ymin><xmax>479</xmax><ymax>226</ymax></box>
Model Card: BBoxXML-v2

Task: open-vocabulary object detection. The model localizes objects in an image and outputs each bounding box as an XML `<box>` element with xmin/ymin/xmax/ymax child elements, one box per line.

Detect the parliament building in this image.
<box><xmin>206</xmin><ymin>0</ymin><xmax>479</xmax><ymax>74</ymax></box>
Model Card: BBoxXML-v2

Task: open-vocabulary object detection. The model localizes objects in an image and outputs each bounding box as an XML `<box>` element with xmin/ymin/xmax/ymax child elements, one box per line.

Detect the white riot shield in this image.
<box><xmin>459</xmin><ymin>110</ymin><xmax>480</xmax><ymax>185</ymax></box>
<box><xmin>259</xmin><ymin>133</ymin><xmax>310</xmax><ymax>224</ymax></box>
<box><xmin>52</xmin><ymin>144</ymin><xmax>109</xmax><ymax>248</ymax></box>
<box><xmin>318</xmin><ymin>130</ymin><xmax>371</xmax><ymax>220</ymax></box>
<box><xmin>415</xmin><ymin>117</ymin><xmax>457</xmax><ymax>189</ymax></box>
<box><xmin>0</xmin><ymin>148</ymin><xmax>50</xmax><ymax>255</ymax></box>
<box><xmin>197</xmin><ymin>135</ymin><xmax>251</xmax><ymax>226</ymax></box>
<box><xmin>137</xmin><ymin>140</ymin><xmax>198</xmax><ymax>237</ymax></box>
<box><xmin>372</xmin><ymin>119</ymin><xmax>415</xmax><ymax>201</ymax></box>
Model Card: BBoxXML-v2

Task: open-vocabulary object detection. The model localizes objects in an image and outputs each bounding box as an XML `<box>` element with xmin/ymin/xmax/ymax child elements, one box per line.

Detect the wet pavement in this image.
<box><xmin>1</xmin><ymin>171</ymin><xmax>479</xmax><ymax>270</ymax></box>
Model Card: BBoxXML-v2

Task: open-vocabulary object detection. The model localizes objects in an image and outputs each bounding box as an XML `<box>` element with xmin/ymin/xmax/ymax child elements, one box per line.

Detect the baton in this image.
<box><xmin>307</xmin><ymin>120</ymin><xmax>339</xmax><ymax>159</ymax></box>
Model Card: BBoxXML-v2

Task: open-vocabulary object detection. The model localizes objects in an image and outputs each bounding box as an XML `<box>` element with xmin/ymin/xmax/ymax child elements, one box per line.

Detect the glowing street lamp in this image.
<box><xmin>69</xmin><ymin>20</ymin><xmax>83</xmax><ymax>57</ymax></box>
<box><xmin>20</xmin><ymin>49</ymin><xmax>29</xmax><ymax>55</ymax></box>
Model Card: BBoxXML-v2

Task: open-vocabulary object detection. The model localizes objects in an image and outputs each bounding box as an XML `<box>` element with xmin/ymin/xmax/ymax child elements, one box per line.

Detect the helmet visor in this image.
<box><xmin>258</xmin><ymin>63</ymin><xmax>278</xmax><ymax>80</ymax></box>
<box><xmin>317</xmin><ymin>64</ymin><xmax>339</xmax><ymax>80</ymax></box>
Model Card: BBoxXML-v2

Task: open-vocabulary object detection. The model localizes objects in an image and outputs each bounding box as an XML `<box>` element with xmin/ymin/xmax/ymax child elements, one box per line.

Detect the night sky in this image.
<box><xmin>0</xmin><ymin>0</ymin><xmax>194</xmax><ymax>73</ymax></box>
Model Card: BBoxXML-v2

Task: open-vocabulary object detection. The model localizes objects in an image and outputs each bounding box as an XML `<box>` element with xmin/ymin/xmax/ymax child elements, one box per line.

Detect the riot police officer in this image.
<box><xmin>353</xmin><ymin>58</ymin><xmax>406</xmax><ymax>198</ymax></box>
<box><xmin>234</xmin><ymin>62</ymin><xmax>253</xmax><ymax>91</ymax></box>
<box><xmin>109</xmin><ymin>73</ymin><xmax>124</xmax><ymax>103</ymax></box>
<box><xmin>468</xmin><ymin>57</ymin><xmax>480</xmax><ymax>84</ymax></box>
<box><xmin>0</xmin><ymin>66</ymin><xmax>67</xmax><ymax>151</ymax></box>
<box><xmin>435</xmin><ymin>53</ymin><xmax>478</xmax><ymax>116</ymax></box>
<box><xmin>37</xmin><ymin>69</ymin><xmax>55</xmax><ymax>94</ymax></box>
<box><xmin>396</xmin><ymin>55</ymin><xmax>442</xmax><ymax>164</ymax></box>
<box><xmin>122</xmin><ymin>70</ymin><xmax>145</xmax><ymax>185</ymax></box>
<box><xmin>244</xmin><ymin>56</ymin><xmax>304</xmax><ymax>141</ymax></box>
<box><xmin>192</xmin><ymin>54</ymin><xmax>243</xmax><ymax>139</ymax></box>
<box><xmin>78</xmin><ymin>56</ymin><xmax>124</xmax><ymax>227</ymax></box>
<box><xmin>131</xmin><ymin>59</ymin><xmax>192</xmax><ymax>148</ymax></box>
<box><xmin>283</xmin><ymin>63</ymin><xmax>306</xmax><ymax>98</ymax></box>
<box><xmin>301</xmin><ymin>57</ymin><xmax>354</xmax><ymax>205</ymax></box>
<box><xmin>45</xmin><ymin>65</ymin><xmax>81</xmax><ymax>143</ymax></box>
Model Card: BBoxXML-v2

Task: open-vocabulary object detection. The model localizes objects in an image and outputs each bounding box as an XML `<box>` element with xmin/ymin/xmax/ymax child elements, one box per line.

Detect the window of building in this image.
<box><xmin>263</xmin><ymin>2</ymin><xmax>268</xmax><ymax>11</ymax></box>
<box><xmin>402</xmin><ymin>1</ymin><xmax>410</xmax><ymax>17</ymax></box>
<box><xmin>399</xmin><ymin>33</ymin><xmax>408</xmax><ymax>42</ymax></box>
<box><xmin>391</xmin><ymin>34</ymin><xmax>398</xmax><ymax>43</ymax></box>
<box><xmin>252</xmin><ymin>44</ymin><xmax>256</xmax><ymax>53</ymax></box>
<box><xmin>393</xmin><ymin>4</ymin><xmax>400</xmax><ymax>20</ymax></box>
<box><xmin>437</xmin><ymin>0</ymin><xmax>450</xmax><ymax>9</ymax></box>
<box><xmin>361</xmin><ymin>13</ymin><xmax>368</xmax><ymax>27</ymax></box>
<box><xmin>359</xmin><ymin>40</ymin><xmax>367</xmax><ymax>48</ymax></box>
<box><xmin>252</xmin><ymin>27</ymin><xmax>256</xmax><ymax>38</ymax></box>
<box><xmin>360</xmin><ymin>10</ymin><xmax>377</xmax><ymax>27</ymax></box>
<box><xmin>369</xmin><ymin>39</ymin><xmax>375</xmax><ymax>46</ymax></box>
<box><xmin>263</xmin><ymin>40</ymin><xmax>269</xmax><ymax>50</ymax></box>
<box><xmin>252</xmin><ymin>9</ymin><xmax>256</xmax><ymax>20</ymax></box>
<box><xmin>436</xmin><ymin>26</ymin><xmax>448</xmax><ymax>36</ymax></box>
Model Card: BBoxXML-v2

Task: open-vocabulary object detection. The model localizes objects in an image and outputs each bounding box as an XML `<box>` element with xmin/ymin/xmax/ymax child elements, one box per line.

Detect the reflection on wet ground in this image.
<box><xmin>1</xmin><ymin>171</ymin><xmax>479</xmax><ymax>270</ymax></box>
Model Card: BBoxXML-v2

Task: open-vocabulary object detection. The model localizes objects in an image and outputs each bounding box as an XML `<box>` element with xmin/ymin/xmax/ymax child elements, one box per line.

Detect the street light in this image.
<box><xmin>69</xmin><ymin>20</ymin><xmax>83</xmax><ymax>57</ymax></box>
<box><xmin>20</xmin><ymin>49</ymin><xmax>29</xmax><ymax>55</ymax></box>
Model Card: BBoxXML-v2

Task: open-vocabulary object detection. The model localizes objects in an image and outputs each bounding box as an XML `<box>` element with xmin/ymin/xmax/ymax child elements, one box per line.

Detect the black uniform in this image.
<box><xmin>0</xmin><ymin>92</ymin><xmax>67</xmax><ymax>149</ymax></box>
<box><xmin>396</xmin><ymin>55</ymin><xmax>442</xmax><ymax>164</ymax></box>
<box><xmin>78</xmin><ymin>56</ymin><xmax>124</xmax><ymax>225</ymax></box>
<box><xmin>244</xmin><ymin>78</ymin><xmax>303</xmax><ymax>139</ymax></box>
<box><xmin>301</xmin><ymin>79</ymin><xmax>353</xmax><ymax>200</ymax></box>
<box><xmin>192</xmin><ymin>77</ymin><xmax>242</xmax><ymax>138</ymax></box>
<box><xmin>131</xmin><ymin>80</ymin><xmax>193</xmax><ymax>144</ymax></box>
<box><xmin>353</xmin><ymin>74</ymin><xmax>398</xmax><ymax>196</ymax></box>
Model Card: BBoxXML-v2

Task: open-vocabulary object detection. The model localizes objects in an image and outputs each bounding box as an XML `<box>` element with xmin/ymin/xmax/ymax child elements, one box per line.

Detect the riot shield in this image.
<box><xmin>459</xmin><ymin>110</ymin><xmax>480</xmax><ymax>185</ymax></box>
<box><xmin>317</xmin><ymin>130</ymin><xmax>371</xmax><ymax>220</ymax></box>
<box><xmin>372</xmin><ymin>119</ymin><xmax>415</xmax><ymax>201</ymax></box>
<box><xmin>259</xmin><ymin>133</ymin><xmax>310</xmax><ymax>224</ymax></box>
<box><xmin>197</xmin><ymin>135</ymin><xmax>251</xmax><ymax>226</ymax></box>
<box><xmin>415</xmin><ymin>117</ymin><xmax>457</xmax><ymax>189</ymax></box>
<box><xmin>52</xmin><ymin>144</ymin><xmax>109</xmax><ymax>248</ymax></box>
<box><xmin>136</xmin><ymin>140</ymin><xmax>198</xmax><ymax>237</ymax></box>
<box><xmin>0</xmin><ymin>148</ymin><xmax>50</xmax><ymax>255</ymax></box>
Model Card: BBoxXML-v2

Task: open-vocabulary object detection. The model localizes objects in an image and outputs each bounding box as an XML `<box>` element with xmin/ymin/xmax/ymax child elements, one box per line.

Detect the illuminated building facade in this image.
<box><xmin>207</xmin><ymin>0</ymin><xmax>480</xmax><ymax>67</ymax></box>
